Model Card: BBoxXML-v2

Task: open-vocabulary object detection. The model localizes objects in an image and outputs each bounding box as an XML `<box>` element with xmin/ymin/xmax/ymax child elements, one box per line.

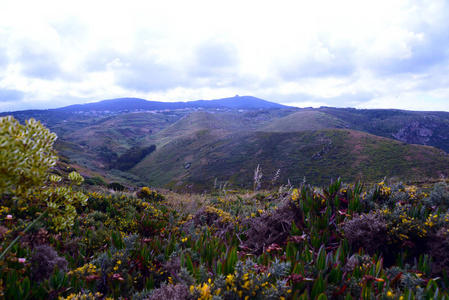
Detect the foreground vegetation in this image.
<box><xmin>2</xmin><ymin>116</ymin><xmax>449</xmax><ymax>299</ymax></box>
<box><xmin>2</xmin><ymin>178</ymin><xmax>449</xmax><ymax>299</ymax></box>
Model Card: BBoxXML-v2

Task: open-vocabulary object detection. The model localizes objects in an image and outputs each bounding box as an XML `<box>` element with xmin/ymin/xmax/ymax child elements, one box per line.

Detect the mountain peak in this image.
<box><xmin>56</xmin><ymin>96</ymin><xmax>288</xmax><ymax>112</ymax></box>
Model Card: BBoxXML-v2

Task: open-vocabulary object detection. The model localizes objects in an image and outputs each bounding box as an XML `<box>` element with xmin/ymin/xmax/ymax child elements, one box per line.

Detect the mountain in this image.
<box><xmin>2</xmin><ymin>96</ymin><xmax>449</xmax><ymax>189</ymax></box>
<box><xmin>56</xmin><ymin>95</ymin><xmax>288</xmax><ymax>113</ymax></box>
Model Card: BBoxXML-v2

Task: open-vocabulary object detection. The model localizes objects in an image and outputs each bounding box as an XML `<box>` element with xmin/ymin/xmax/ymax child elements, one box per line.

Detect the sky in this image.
<box><xmin>1</xmin><ymin>0</ymin><xmax>449</xmax><ymax>112</ymax></box>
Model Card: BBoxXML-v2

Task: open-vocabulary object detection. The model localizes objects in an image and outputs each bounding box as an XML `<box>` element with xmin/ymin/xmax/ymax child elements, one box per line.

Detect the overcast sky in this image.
<box><xmin>1</xmin><ymin>0</ymin><xmax>449</xmax><ymax>112</ymax></box>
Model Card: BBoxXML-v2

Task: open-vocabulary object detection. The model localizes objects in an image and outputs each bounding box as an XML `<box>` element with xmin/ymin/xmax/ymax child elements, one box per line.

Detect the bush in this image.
<box><xmin>0</xmin><ymin>116</ymin><xmax>57</xmax><ymax>198</ymax></box>
<box><xmin>147</xmin><ymin>283</ymin><xmax>191</xmax><ymax>300</ymax></box>
<box><xmin>108</xmin><ymin>182</ymin><xmax>126</xmax><ymax>191</ymax></box>
<box><xmin>241</xmin><ymin>202</ymin><xmax>295</xmax><ymax>255</ymax></box>
<box><xmin>425</xmin><ymin>181</ymin><xmax>449</xmax><ymax>208</ymax></box>
<box><xmin>428</xmin><ymin>227</ymin><xmax>449</xmax><ymax>276</ymax></box>
<box><xmin>137</xmin><ymin>187</ymin><xmax>165</xmax><ymax>201</ymax></box>
<box><xmin>84</xmin><ymin>176</ymin><xmax>107</xmax><ymax>186</ymax></box>
<box><xmin>30</xmin><ymin>244</ymin><xmax>68</xmax><ymax>282</ymax></box>
<box><xmin>343</xmin><ymin>212</ymin><xmax>388</xmax><ymax>255</ymax></box>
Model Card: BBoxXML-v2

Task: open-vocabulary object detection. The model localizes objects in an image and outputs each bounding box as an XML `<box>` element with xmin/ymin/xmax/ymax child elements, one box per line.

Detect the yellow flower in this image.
<box><xmin>291</xmin><ymin>189</ymin><xmax>299</xmax><ymax>201</ymax></box>
<box><xmin>226</xmin><ymin>274</ymin><xmax>235</xmax><ymax>286</ymax></box>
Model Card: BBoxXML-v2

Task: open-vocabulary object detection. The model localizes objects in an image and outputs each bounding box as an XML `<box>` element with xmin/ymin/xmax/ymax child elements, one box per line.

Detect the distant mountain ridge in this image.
<box><xmin>3</xmin><ymin>95</ymin><xmax>449</xmax><ymax>190</ymax></box>
<box><xmin>57</xmin><ymin>95</ymin><xmax>288</xmax><ymax>112</ymax></box>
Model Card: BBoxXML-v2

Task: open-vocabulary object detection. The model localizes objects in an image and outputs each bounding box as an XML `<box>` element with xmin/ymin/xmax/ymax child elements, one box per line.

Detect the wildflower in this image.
<box><xmin>18</xmin><ymin>258</ymin><xmax>26</xmax><ymax>263</ymax></box>
<box><xmin>112</xmin><ymin>273</ymin><xmax>124</xmax><ymax>281</ymax></box>
<box><xmin>6</xmin><ymin>215</ymin><xmax>12</xmax><ymax>220</ymax></box>
<box><xmin>226</xmin><ymin>274</ymin><xmax>235</xmax><ymax>286</ymax></box>
<box><xmin>291</xmin><ymin>189</ymin><xmax>299</xmax><ymax>201</ymax></box>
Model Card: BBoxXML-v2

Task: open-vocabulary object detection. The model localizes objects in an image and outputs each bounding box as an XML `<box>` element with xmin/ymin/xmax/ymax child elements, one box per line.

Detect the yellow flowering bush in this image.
<box><xmin>0</xmin><ymin>116</ymin><xmax>57</xmax><ymax>198</ymax></box>
<box><xmin>0</xmin><ymin>116</ymin><xmax>88</xmax><ymax>261</ymax></box>
<box><xmin>190</xmin><ymin>259</ymin><xmax>291</xmax><ymax>299</ymax></box>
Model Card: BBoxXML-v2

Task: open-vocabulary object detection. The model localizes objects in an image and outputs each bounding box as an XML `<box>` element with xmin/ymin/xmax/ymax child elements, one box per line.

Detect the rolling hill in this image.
<box><xmin>3</xmin><ymin>96</ymin><xmax>449</xmax><ymax>189</ymax></box>
<box><xmin>131</xmin><ymin>127</ymin><xmax>449</xmax><ymax>191</ymax></box>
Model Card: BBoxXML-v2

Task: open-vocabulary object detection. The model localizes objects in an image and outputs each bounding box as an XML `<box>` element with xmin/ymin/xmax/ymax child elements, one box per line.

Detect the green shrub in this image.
<box><xmin>0</xmin><ymin>116</ymin><xmax>57</xmax><ymax>198</ymax></box>
<box><xmin>425</xmin><ymin>181</ymin><xmax>449</xmax><ymax>208</ymax></box>
<box><xmin>108</xmin><ymin>182</ymin><xmax>126</xmax><ymax>191</ymax></box>
<box><xmin>0</xmin><ymin>116</ymin><xmax>87</xmax><ymax>261</ymax></box>
<box><xmin>84</xmin><ymin>176</ymin><xmax>107</xmax><ymax>186</ymax></box>
<box><xmin>137</xmin><ymin>187</ymin><xmax>165</xmax><ymax>201</ymax></box>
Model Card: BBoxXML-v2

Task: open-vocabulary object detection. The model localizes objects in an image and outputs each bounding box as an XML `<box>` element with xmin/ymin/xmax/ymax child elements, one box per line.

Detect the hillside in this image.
<box><xmin>259</xmin><ymin>110</ymin><xmax>350</xmax><ymax>132</ymax></box>
<box><xmin>132</xmin><ymin>128</ymin><xmax>449</xmax><ymax>191</ymax></box>
<box><xmin>320</xmin><ymin>107</ymin><xmax>449</xmax><ymax>151</ymax></box>
<box><xmin>3</xmin><ymin>96</ymin><xmax>449</xmax><ymax>188</ymax></box>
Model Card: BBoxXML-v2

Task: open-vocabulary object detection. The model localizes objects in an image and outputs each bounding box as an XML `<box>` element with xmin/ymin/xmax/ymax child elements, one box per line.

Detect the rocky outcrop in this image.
<box><xmin>392</xmin><ymin>121</ymin><xmax>434</xmax><ymax>145</ymax></box>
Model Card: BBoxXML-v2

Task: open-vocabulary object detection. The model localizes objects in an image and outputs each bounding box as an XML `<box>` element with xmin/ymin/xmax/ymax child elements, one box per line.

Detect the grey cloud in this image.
<box><xmin>0</xmin><ymin>89</ymin><xmax>25</xmax><ymax>103</ymax></box>
<box><xmin>116</xmin><ymin>61</ymin><xmax>182</xmax><ymax>92</ymax></box>
<box><xmin>113</xmin><ymin>39</ymin><xmax>242</xmax><ymax>93</ymax></box>
<box><xmin>17</xmin><ymin>47</ymin><xmax>63</xmax><ymax>80</ymax></box>
<box><xmin>181</xmin><ymin>39</ymin><xmax>245</xmax><ymax>90</ymax></box>
<box><xmin>83</xmin><ymin>46</ymin><xmax>123</xmax><ymax>72</ymax></box>
<box><xmin>190</xmin><ymin>40</ymin><xmax>239</xmax><ymax>78</ymax></box>
<box><xmin>271</xmin><ymin>91</ymin><xmax>376</xmax><ymax>108</ymax></box>
<box><xmin>112</xmin><ymin>50</ymin><xmax>184</xmax><ymax>92</ymax></box>
<box><xmin>368</xmin><ymin>4</ymin><xmax>449</xmax><ymax>76</ymax></box>
<box><xmin>368</xmin><ymin>32</ymin><xmax>449</xmax><ymax>76</ymax></box>
<box><xmin>278</xmin><ymin>43</ymin><xmax>355</xmax><ymax>80</ymax></box>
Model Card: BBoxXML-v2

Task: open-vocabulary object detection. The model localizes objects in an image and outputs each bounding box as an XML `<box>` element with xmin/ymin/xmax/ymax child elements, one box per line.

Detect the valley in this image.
<box><xmin>3</xmin><ymin>96</ymin><xmax>449</xmax><ymax>190</ymax></box>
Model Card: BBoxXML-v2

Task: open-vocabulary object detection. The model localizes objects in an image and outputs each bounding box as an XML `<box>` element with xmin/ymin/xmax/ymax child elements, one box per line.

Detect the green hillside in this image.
<box><xmin>8</xmin><ymin>100</ymin><xmax>449</xmax><ymax>188</ymax></box>
<box><xmin>259</xmin><ymin>110</ymin><xmax>349</xmax><ymax>132</ymax></box>
<box><xmin>132</xmin><ymin>128</ymin><xmax>449</xmax><ymax>191</ymax></box>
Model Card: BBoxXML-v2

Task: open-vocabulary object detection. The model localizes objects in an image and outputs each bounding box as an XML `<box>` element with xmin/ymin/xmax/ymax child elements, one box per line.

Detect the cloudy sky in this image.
<box><xmin>1</xmin><ymin>0</ymin><xmax>449</xmax><ymax>112</ymax></box>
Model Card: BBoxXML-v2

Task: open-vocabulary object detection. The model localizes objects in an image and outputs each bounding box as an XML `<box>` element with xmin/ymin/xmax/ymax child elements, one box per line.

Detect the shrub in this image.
<box><xmin>0</xmin><ymin>116</ymin><xmax>57</xmax><ymax>198</ymax></box>
<box><xmin>425</xmin><ymin>181</ymin><xmax>449</xmax><ymax>208</ymax></box>
<box><xmin>137</xmin><ymin>187</ymin><xmax>165</xmax><ymax>201</ymax></box>
<box><xmin>241</xmin><ymin>202</ymin><xmax>295</xmax><ymax>254</ymax></box>
<box><xmin>30</xmin><ymin>244</ymin><xmax>68</xmax><ymax>282</ymax></box>
<box><xmin>84</xmin><ymin>176</ymin><xmax>107</xmax><ymax>186</ymax></box>
<box><xmin>190</xmin><ymin>258</ymin><xmax>291</xmax><ymax>299</ymax></box>
<box><xmin>0</xmin><ymin>116</ymin><xmax>87</xmax><ymax>260</ymax></box>
<box><xmin>21</xmin><ymin>228</ymin><xmax>49</xmax><ymax>249</ymax></box>
<box><xmin>343</xmin><ymin>212</ymin><xmax>388</xmax><ymax>255</ymax></box>
<box><xmin>147</xmin><ymin>283</ymin><xmax>191</xmax><ymax>300</ymax></box>
<box><xmin>428</xmin><ymin>227</ymin><xmax>449</xmax><ymax>276</ymax></box>
<box><xmin>108</xmin><ymin>182</ymin><xmax>126</xmax><ymax>191</ymax></box>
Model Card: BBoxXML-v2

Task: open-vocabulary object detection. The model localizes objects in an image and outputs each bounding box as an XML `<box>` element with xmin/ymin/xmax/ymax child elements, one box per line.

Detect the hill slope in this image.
<box><xmin>3</xmin><ymin>96</ymin><xmax>449</xmax><ymax>188</ymax></box>
<box><xmin>132</xmin><ymin>128</ymin><xmax>449</xmax><ymax>191</ymax></box>
<box><xmin>259</xmin><ymin>110</ymin><xmax>350</xmax><ymax>132</ymax></box>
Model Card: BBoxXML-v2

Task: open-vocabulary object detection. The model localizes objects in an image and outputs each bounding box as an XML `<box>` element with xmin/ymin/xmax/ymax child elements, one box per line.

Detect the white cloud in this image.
<box><xmin>0</xmin><ymin>0</ymin><xmax>448</xmax><ymax>112</ymax></box>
